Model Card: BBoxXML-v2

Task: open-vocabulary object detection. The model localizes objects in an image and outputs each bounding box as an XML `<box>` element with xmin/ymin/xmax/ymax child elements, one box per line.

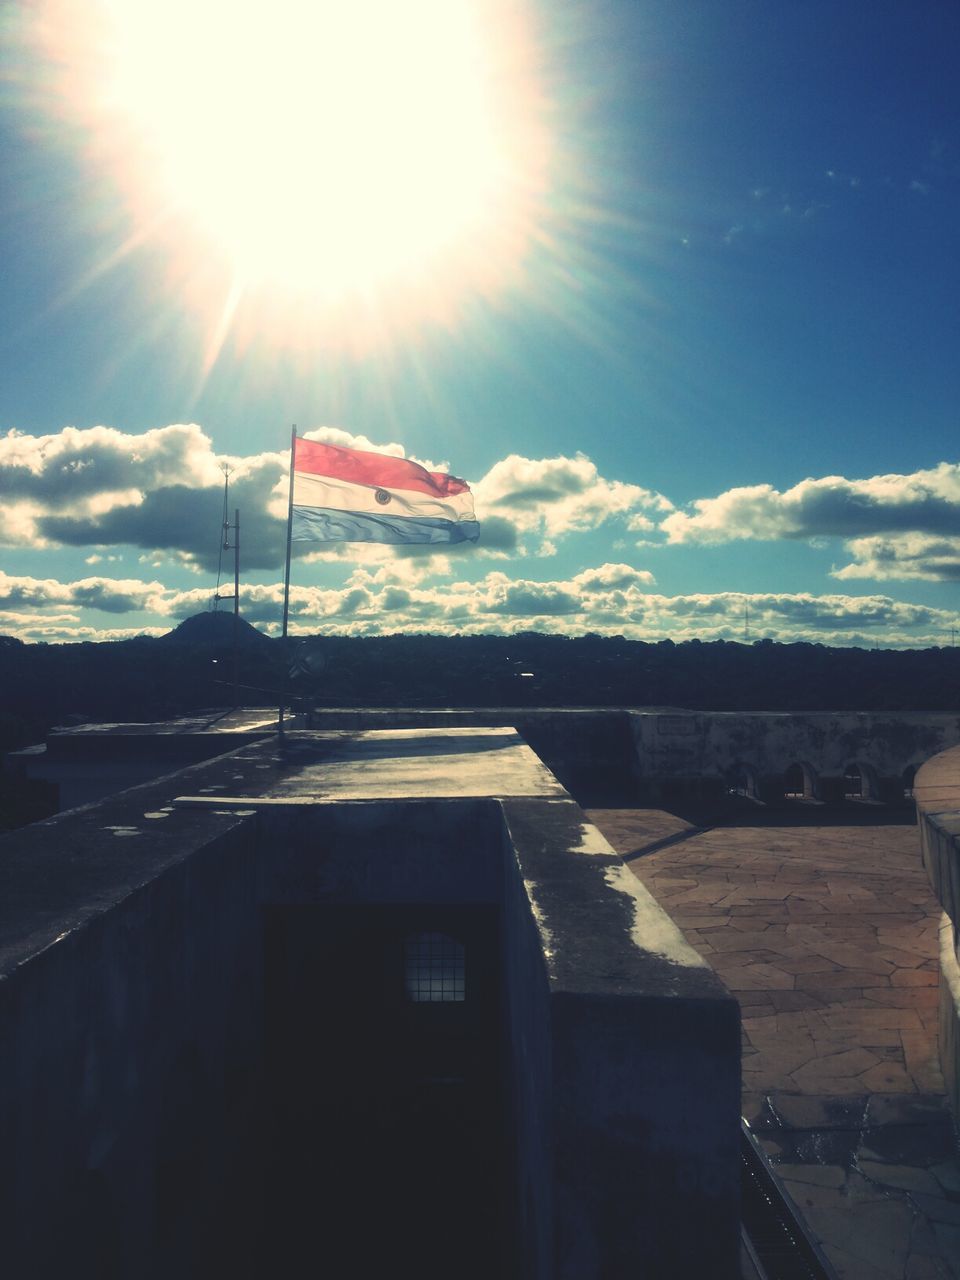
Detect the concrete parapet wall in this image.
<box><xmin>500</xmin><ymin>797</ymin><xmax>741</xmax><ymax>1279</ymax></box>
<box><xmin>629</xmin><ymin>709</ymin><xmax>960</xmax><ymax>789</ymax></box>
<box><xmin>0</xmin><ymin>730</ymin><xmax>741</xmax><ymax>1277</ymax></box>
<box><xmin>306</xmin><ymin>707</ymin><xmax>960</xmax><ymax>804</ymax></box>
<box><xmin>915</xmin><ymin>744</ymin><xmax>960</xmax><ymax>1125</ymax></box>
<box><xmin>11</xmin><ymin>708</ymin><xmax>960</xmax><ymax>821</ymax></box>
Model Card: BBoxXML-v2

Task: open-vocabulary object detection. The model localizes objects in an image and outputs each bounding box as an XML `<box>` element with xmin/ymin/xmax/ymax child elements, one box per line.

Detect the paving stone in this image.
<box><xmin>789</xmin><ymin>1072</ymin><xmax>874</xmax><ymax>1100</ymax></box>
<box><xmin>908</xmin><ymin>1035</ymin><xmax>945</xmax><ymax>1080</ymax></box>
<box><xmin>782</xmin><ymin>1176</ymin><xmax>852</xmax><ymax>1211</ymax></box>
<box><xmin>858</xmin><ymin>1160</ymin><xmax>943</xmax><ymax>1195</ymax></box>
<box><xmin>790</xmin><ymin>1127</ymin><xmax>867</xmax><ymax>1164</ymax></box>
<box><xmin>866</xmin><ymin>1095</ymin><xmax>952</xmax><ymax>1127</ymax></box>
<box><xmin>819</xmin><ymin>1007</ymin><xmax>923</xmax><ymax>1030</ymax></box>
<box><xmin>770</xmin><ymin>1095</ymin><xmax>869</xmax><ymax>1131</ymax></box>
<box><xmin>807</xmin><ymin>988</ymin><xmax>888</xmax><ymax>1007</ymax></box>
<box><xmin>802</xmin><ymin>943</ymin><xmax>885</xmax><ymax>960</ymax></box>
<box><xmin>742</xmin><ymin>1014</ymin><xmax>779</xmax><ymax>1033</ymax></box>
<box><xmin>902</xmin><ymin>1033</ymin><xmax>947</xmax><ymax>1091</ymax></box>
<box><xmin>930</xmin><ymin>1160</ymin><xmax>960</xmax><ymax>1201</ymax></box>
<box><xmin>793</xmin><ymin>1047</ymin><xmax>883</xmax><ymax>1082</ymax></box>
<box><xmin>931</xmin><ymin>1223</ymin><xmax>960</xmax><ymax>1273</ymax></box>
<box><xmin>775</xmin><ymin>1010</ymin><xmax>832</xmax><ymax>1036</ymax></box>
<box><xmin>777</xmin><ymin>954</ymin><xmax>844</xmax><ymax>975</ymax></box>
<box><xmin>893</xmin><ymin>968</ymin><xmax>940</xmax><ymax>987</ymax></box>
<box><xmin>866</xmin><ymin>987</ymin><xmax>939</xmax><ymax>1008</ymax></box>
<box><xmin>766</xmin><ymin>990</ymin><xmax>830</xmax><ymax>1012</ymax></box>
<box><xmin>804</xmin><ymin>1200</ymin><xmax>914</xmax><ymax>1277</ymax></box>
<box><xmin>716</xmin><ymin>949</ymin><xmax>792</xmax><ymax>969</ymax></box>
<box><xmin>748</xmin><ymin>1046</ymin><xmax>821</xmax><ymax>1077</ymax></box>
<box><xmin>913</xmin><ymin>1194</ymin><xmax>960</xmax><ymax>1226</ymax></box>
<box><xmin>858</xmin><ymin>1062</ymin><xmax>917</xmax><ymax>1093</ymax></box>
<box><xmin>802</xmin><ymin>969</ymin><xmax>892</xmax><ymax>988</ymax></box>
<box><xmin>775</xmin><ymin>1162</ymin><xmax>847</xmax><ymax>1188</ymax></box>
<box><xmin>823</xmin><ymin>1240</ymin><xmax>893</xmax><ymax>1280</ymax></box>
<box><xmin>904</xmin><ymin>1254</ymin><xmax>954</xmax><ymax>1279</ymax></box>
<box><xmin>860</xmin><ymin>1125</ymin><xmax>956</xmax><ymax>1167</ymax></box>
<box><xmin>713</xmin><ymin>962</ymin><xmax>796</xmax><ymax>991</ymax></box>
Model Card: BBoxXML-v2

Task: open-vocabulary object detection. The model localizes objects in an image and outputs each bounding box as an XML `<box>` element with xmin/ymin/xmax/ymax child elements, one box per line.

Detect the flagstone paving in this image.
<box><xmin>586</xmin><ymin>810</ymin><xmax>960</xmax><ymax>1280</ymax></box>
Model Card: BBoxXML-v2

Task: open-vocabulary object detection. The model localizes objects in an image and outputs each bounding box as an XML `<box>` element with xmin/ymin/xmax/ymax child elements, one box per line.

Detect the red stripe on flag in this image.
<box><xmin>294</xmin><ymin>439</ymin><xmax>470</xmax><ymax>498</ymax></box>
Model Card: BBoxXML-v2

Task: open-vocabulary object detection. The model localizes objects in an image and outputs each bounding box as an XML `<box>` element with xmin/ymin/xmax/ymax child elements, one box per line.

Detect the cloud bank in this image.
<box><xmin>662</xmin><ymin>462</ymin><xmax>960</xmax><ymax>581</ymax></box>
<box><xmin>1</xmin><ymin>423</ymin><xmax>957</xmax><ymax>646</ymax></box>
<box><xmin>1</xmin><ymin>565</ymin><xmax>954</xmax><ymax>650</ymax></box>
<box><xmin>0</xmin><ymin>425</ymin><xmax>668</xmax><ymax>571</ymax></box>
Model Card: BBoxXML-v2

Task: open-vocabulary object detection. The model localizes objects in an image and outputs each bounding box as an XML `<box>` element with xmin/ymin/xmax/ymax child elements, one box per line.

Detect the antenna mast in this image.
<box><xmin>214</xmin><ymin>464</ymin><xmax>241</xmax><ymax>707</ymax></box>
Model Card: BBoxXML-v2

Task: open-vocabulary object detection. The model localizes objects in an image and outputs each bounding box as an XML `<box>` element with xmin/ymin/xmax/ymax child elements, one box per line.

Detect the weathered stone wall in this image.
<box><xmin>0</xmin><ymin>791</ymin><xmax>262</xmax><ymax>1279</ymax></box>
<box><xmin>915</xmin><ymin>745</ymin><xmax>960</xmax><ymax>1125</ymax></box>
<box><xmin>500</xmin><ymin>817</ymin><xmax>554</xmax><ymax>1280</ymax></box>
<box><xmin>629</xmin><ymin>710</ymin><xmax>960</xmax><ymax>800</ymax></box>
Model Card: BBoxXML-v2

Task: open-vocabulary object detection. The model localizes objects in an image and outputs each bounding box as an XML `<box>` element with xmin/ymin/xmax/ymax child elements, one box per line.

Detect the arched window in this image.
<box><xmin>783</xmin><ymin>763</ymin><xmax>806</xmax><ymax>799</ymax></box>
<box><xmin>902</xmin><ymin>765</ymin><xmax>917</xmax><ymax>799</ymax></box>
<box><xmin>404</xmin><ymin>932</ymin><xmax>465</xmax><ymax>1003</ymax></box>
<box><xmin>726</xmin><ymin>764</ymin><xmax>759</xmax><ymax>800</ymax></box>
<box><xmin>843</xmin><ymin>764</ymin><xmax>863</xmax><ymax>799</ymax></box>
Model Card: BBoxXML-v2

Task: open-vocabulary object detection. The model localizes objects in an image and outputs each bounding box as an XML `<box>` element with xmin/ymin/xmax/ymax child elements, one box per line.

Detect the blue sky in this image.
<box><xmin>0</xmin><ymin>0</ymin><xmax>958</xmax><ymax>645</ymax></box>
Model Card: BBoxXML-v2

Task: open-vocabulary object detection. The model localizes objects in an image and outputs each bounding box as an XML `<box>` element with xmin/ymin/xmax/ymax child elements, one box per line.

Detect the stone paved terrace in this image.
<box><xmin>586</xmin><ymin>809</ymin><xmax>960</xmax><ymax>1280</ymax></box>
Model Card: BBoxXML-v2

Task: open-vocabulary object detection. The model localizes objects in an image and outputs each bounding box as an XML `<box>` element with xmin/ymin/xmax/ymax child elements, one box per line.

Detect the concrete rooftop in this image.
<box><xmin>175</xmin><ymin>728</ymin><xmax>569</xmax><ymax>804</ymax></box>
<box><xmin>588</xmin><ymin>809</ymin><xmax>960</xmax><ymax>1280</ymax></box>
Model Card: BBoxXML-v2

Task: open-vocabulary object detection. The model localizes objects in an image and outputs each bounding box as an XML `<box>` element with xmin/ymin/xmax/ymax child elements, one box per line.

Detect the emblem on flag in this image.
<box><xmin>289</xmin><ymin>437</ymin><xmax>480</xmax><ymax>547</ymax></box>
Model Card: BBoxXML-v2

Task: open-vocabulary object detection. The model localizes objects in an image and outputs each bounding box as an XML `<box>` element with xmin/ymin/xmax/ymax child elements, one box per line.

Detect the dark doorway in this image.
<box><xmin>261</xmin><ymin>904</ymin><xmax>506</xmax><ymax>1278</ymax></box>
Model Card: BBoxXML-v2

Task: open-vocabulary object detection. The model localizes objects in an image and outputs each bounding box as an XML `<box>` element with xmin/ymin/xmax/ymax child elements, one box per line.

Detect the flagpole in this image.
<box><xmin>279</xmin><ymin>424</ymin><xmax>297</xmax><ymax>736</ymax></box>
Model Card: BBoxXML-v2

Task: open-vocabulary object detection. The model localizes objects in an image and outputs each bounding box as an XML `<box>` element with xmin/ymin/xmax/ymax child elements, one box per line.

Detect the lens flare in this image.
<box><xmin>19</xmin><ymin>0</ymin><xmax>553</xmax><ymax>359</ymax></box>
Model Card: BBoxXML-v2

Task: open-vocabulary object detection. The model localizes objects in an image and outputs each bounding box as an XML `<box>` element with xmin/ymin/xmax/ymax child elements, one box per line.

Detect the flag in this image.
<box><xmin>290</xmin><ymin>438</ymin><xmax>480</xmax><ymax>546</ymax></box>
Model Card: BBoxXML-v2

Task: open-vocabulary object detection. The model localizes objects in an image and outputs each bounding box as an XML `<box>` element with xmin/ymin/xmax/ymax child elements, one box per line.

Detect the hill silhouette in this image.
<box><xmin>161</xmin><ymin>610</ymin><xmax>272</xmax><ymax>650</ymax></box>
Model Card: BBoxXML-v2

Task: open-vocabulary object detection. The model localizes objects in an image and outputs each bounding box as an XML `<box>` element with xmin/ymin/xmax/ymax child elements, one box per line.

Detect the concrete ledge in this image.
<box><xmin>915</xmin><ymin>744</ymin><xmax>960</xmax><ymax>1127</ymax></box>
<box><xmin>940</xmin><ymin>912</ymin><xmax>960</xmax><ymax>1123</ymax></box>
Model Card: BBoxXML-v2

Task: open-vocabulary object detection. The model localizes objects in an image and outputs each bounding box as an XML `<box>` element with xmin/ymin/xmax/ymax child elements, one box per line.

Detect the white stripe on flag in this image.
<box><xmin>292</xmin><ymin>470</ymin><xmax>477</xmax><ymax>524</ymax></box>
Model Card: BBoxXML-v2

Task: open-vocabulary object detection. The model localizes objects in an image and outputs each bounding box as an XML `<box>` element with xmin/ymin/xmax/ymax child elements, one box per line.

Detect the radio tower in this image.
<box><xmin>213</xmin><ymin>464</ymin><xmax>241</xmax><ymax>706</ymax></box>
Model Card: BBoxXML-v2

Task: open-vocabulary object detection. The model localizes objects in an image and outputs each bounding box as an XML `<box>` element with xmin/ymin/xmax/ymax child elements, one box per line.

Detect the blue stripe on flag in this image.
<box><xmin>292</xmin><ymin>506</ymin><xmax>480</xmax><ymax>545</ymax></box>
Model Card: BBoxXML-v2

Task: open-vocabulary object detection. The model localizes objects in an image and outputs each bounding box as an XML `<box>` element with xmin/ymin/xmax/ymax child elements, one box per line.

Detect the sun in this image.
<box><xmin>24</xmin><ymin>0</ymin><xmax>552</xmax><ymax>352</ymax></box>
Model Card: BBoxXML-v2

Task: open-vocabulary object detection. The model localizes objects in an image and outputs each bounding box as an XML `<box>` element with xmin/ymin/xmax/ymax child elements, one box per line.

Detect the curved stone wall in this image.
<box><xmin>915</xmin><ymin>743</ymin><xmax>960</xmax><ymax>1124</ymax></box>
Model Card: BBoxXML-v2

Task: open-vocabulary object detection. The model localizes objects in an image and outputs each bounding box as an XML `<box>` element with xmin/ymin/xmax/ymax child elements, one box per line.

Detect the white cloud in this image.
<box><xmin>662</xmin><ymin>463</ymin><xmax>960</xmax><ymax>583</ymax></box>
<box><xmin>0</xmin><ymin>570</ymin><xmax>165</xmax><ymax>614</ymax></box>
<box><xmin>0</xmin><ymin>423</ymin><xmax>288</xmax><ymax>572</ymax></box>
<box><xmin>832</xmin><ymin>533</ymin><xmax>960</xmax><ymax>582</ymax></box>
<box><xmin>475</xmin><ymin>452</ymin><xmax>671</xmax><ymax>555</ymax></box>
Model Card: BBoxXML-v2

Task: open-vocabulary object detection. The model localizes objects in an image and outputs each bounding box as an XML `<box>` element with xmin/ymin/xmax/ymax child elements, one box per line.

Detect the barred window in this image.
<box><xmin>403</xmin><ymin>932</ymin><xmax>465</xmax><ymax>1003</ymax></box>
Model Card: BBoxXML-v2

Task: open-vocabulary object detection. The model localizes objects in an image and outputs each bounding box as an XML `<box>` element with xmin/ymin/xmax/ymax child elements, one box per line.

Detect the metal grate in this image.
<box><xmin>404</xmin><ymin>932</ymin><xmax>465</xmax><ymax>1003</ymax></box>
<box><xmin>740</xmin><ymin>1123</ymin><xmax>839</xmax><ymax>1280</ymax></box>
